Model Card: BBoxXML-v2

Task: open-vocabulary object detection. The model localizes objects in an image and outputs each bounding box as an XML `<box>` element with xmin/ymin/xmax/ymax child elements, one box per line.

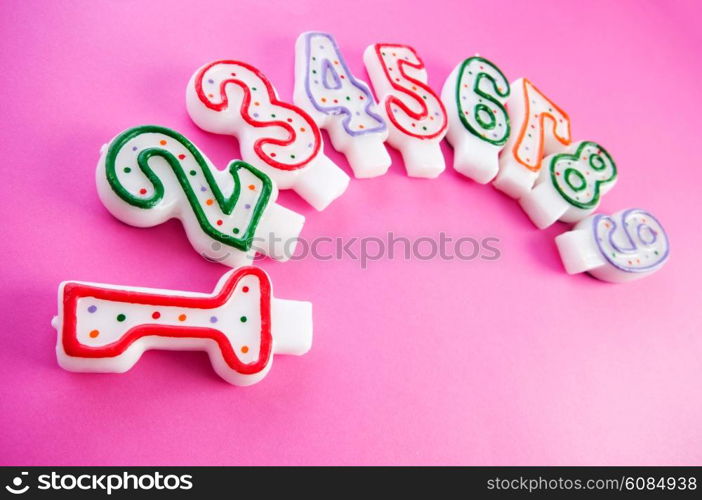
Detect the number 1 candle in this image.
<box><xmin>186</xmin><ymin>60</ymin><xmax>350</xmax><ymax>211</ymax></box>
<box><xmin>494</xmin><ymin>78</ymin><xmax>572</xmax><ymax>198</ymax></box>
<box><xmin>555</xmin><ymin>208</ymin><xmax>670</xmax><ymax>283</ymax></box>
<box><xmin>363</xmin><ymin>43</ymin><xmax>448</xmax><ymax>178</ymax></box>
<box><xmin>441</xmin><ymin>55</ymin><xmax>511</xmax><ymax>183</ymax></box>
<box><xmin>52</xmin><ymin>267</ymin><xmax>313</xmax><ymax>386</ymax></box>
<box><xmin>294</xmin><ymin>31</ymin><xmax>391</xmax><ymax>178</ymax></box>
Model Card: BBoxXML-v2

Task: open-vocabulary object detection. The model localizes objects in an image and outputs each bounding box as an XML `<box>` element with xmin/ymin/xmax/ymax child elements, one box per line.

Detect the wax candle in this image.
<box><xmin>97</xmin><ymin>125</ymin><xmax>304</xmax><ymax>268</ymax></box>
<box><xmin>294</xmin><ymin>31</ymin><xmax>390</xmax><ymax>178</ymax></box>
<box><xmin>555</xmin><ymin>208</ymin><xmax>670</xmax><ymax>283</ymax></box>
<box><xmin>494</xmin><ymin>78</ymin><xmax>572</xmax><ymax>198</ymax></box>
<box><xmin>519</xmin><ymin>141</ymin><xmax>617</xmax><ymax>228</ymax></box>
<box><xmin>363</xmin><ymin>43</ymin><xmax>448</xmax><ymax>178</ymax></box>
<box><xmin>52</xmin><ymin>267</ymin><xmax>313</xmax><ymax>386</ymax></box>
<box><xmin>441</xmin><ymin>55</ymin><xmax>511</xmax><ymax>183</ymax></box>
<box><xmin>187</xmin><ymin>60</ymin><xmax>350</xmax><ymax>211</ymax></box>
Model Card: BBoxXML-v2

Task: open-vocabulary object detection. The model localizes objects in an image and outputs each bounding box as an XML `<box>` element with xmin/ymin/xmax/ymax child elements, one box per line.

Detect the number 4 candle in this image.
<box><xmin>294</xmin><ymin>32</ymin><xmax>391</xmax><ymax>178</ymax></box>
<box><xmin>186</xmin><ymin>60</ymin><xmax>350</xmax><ymax>211</ymax></box>
<box><xmin>97</xmin><ymin>125</ymin><xmax>304</xmax><ymax>268</ymax></box>
<box><xmin>52</xmin><ymin>267</ymin><xmax>313</xmax><ymax>386</ymax></box>
<box><xmin>494</xmin><ymin>78</ymin><xmax>572</xmax><ymax>198</ymax></box>
<box><xmin>441</xmin><ymin>55</ymin><xmax>511</xmax><ymax>184</ymax></box>
<box><xmin>363</xmin><ymin>43</ymin><xmax>448</xmax><ymax>178</ymax></box>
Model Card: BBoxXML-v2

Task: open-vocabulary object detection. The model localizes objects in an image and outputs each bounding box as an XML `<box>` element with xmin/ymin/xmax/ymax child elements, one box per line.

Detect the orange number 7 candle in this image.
<box><xmin>493</xmin><ymin>78</ymin><xmax>572</xmax><ymax>198</ymax></box>
<box><xmin>363</xmin><ymin>43</ymin><xmax>448</xmax><ymax>178</ymax></box>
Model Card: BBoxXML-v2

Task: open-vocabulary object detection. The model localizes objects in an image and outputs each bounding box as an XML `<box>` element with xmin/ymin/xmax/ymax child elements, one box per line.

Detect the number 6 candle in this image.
<box><xmin>186</xmin><ymin>60</ymin><xmax>350</xmax><ymax>211</ymax></box>
<box><xmin>363</xmin><ymin>43</ymin><xmax>448</xmax><ymax>178</ymax></box>
<box><xmin>97</xmin><ymin>125</ymin><xmax>304</xmax><ymax>268</ymax></box>
<box><xmin>441</xmin><ymin>55</ymin><xmax>511</xmax><ymax>183</ymax></box>
<box><xmin>294</xmin><ymin>31</ymin><xmax>391</xmax><ymax>178</ymax></box>
<box><xmin>555</xmin><ymin>208</ymin><xmax>670</xmax><ymax>283</ymax></box>
<box><xmin>52</xmin><ymin>267</ymin><xmax>313</xmax><ymax>386</ymax></box>
<box><xmin>494</xmin><ymin>78</ymin><xmax>572</xmax><ymax>198</ymax></box>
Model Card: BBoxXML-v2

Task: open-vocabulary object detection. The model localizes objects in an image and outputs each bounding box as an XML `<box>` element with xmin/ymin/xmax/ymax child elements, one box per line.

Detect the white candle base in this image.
<box><xmin>293</xmin><ymin>153</ymin><xmax>350</xmax><ymax>211</ymax></box>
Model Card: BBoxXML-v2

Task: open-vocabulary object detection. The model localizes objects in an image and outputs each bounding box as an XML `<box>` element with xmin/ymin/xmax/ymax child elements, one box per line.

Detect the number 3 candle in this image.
<box><xmin>52</xmin><ymin>267</ymin><xmax>313</xmax><ymax>386</ymax></box>
<box><xmin>494</xmin><ymin>78</ymin><xmax>572</xmax><ymax>198</ymax></box>
<box><xmin>186</xmin><ymin>60</ymin><xmax>350</xmax><ymax>211</ymax></box>
<box><xmin>441</xmin><ymin>55</ymin><xmax>511</xmax><ymax>183</ymax></box>
<box><xmin>555</xmin><ymin>208</ymin><xmax>670</xmax><ymax>283</ymax></box>
<box><xmin>294</xmin><ymin>31</ymin><xmax>391</xmax><ymax>178</ymax></box>
<box><xmin>97</xmin><ymin>125</ymin><xmax>304</xmax><ymax>268</ymax></box>
<box><xmin>363</xmin><ymin>43</ymin><xmax>448</xmax><ymax>178</ymax></box>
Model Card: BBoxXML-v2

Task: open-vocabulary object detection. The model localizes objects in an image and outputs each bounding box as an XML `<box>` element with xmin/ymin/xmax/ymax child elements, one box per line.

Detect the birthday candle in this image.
<box><xmin>494</xmin><ymin>78</ymin><xmax>572</xmax><ymax>198</ymax></box>
<box><xmin>52</xmin><ymin>267</ymin><xmax>313</xmax><ymax>386</ymax></box>
<box><xmin>363</xmin><ymin>43</ymin><xmax>448</xmax><ymax>178</ymax></box>
<box><xmin>187</xmin><ymin>60</ymin><xmax>350</xmax><ymax>211</ymax></box>
<box><xmin>441</xmin><ymin>55</ymin><xmax>511</xmax><ymax>183</ymax></box>
<box><xmin>97</xmin><ymin>125</ymin><xmax>304</xmax><ymax>268</ymax></box>
<box><xmin>555</xmin><ymin>208</ymin><xmax>670</xmax><ymax>283</ymax></box>
<box><xmin>519</xmin><ymin>141</ymin><xmax>617</xmax><ymax>228</ymax></box>
<box><xmin>294</xmin><ymin>31</ymin><xmax>391</xmax><ymax>178</ymax></box>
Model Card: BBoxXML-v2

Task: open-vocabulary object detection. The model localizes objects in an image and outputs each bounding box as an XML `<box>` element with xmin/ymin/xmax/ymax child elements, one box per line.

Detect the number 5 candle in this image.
<box><xmin>441</xmin><ymin>55</ymin><xmax>511</xmax><ymax>183</ymax></box>
<box><xmin>494</xmin><ymin>78</ymin><xmax>572</xmax><ymax>198</ymax></box>
<box><xmin>294</xmin><ymin>31</ymin><xmax>391</xmax><ymax>178</ymax></box>
<box><xmin>186</xmin><ymin>60</ymin><xmax>350</xmax><ymax>211</ymax></box>
<box><xmin>52</xmin><ymin>267</ymin><xmax>313</xmax><ymax>386</ymax></box>
<box><xmin>97</xmin><ymin>125</ymin><xmax>304</xmax><ymax>268</ymax></box>
<box><xmin>363</xmin><ymin>43</ymin><xmax>448</xmax><ymax>178</ymax></box>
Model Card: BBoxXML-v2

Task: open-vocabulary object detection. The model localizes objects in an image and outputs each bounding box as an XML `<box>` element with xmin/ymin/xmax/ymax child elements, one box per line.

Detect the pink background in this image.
<box><xmin>1</xmin><ymin>0</ymin><xmax>700</xmax><ymax>465</ymax></box>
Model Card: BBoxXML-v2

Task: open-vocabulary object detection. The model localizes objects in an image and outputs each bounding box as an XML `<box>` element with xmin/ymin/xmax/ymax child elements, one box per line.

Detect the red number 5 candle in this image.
<box><xmin>187</xmin><ymin>60</ymin><xmax>350</xmax><ymax>211</ymax></box>
<box><xmin>363</xmin><ymin>43</ymin><xmax>448</xmax><ymax>178</ymax></box>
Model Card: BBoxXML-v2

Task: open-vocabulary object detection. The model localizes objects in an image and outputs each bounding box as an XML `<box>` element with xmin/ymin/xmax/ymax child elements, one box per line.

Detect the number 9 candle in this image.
<box><xmin>494</xmin><ymin>78</ymin><xmax>572</xmax><ymax>198</ymax></box>
<box><xmin>363</xmin><ymin>43</ymin><xmax>448</xmax><ymax>178</ymax></box>
<box><xmin>441</xmin><ymin>55</ymin><xmax>511</xmax><ymax>184</ymax></box>
<box><xmin>555</xmin><ymin>208</ymin><xmax>670</xmax><ymax>283</ymax></box>
<box><xmin>294</xmin><ymin>31</ymin><xmax>391</xmax><ymax>178</ymax></box>
<box><xmin>186</xmin><ymin>60</ymin><xmax>350</xmax><ymax>211</ymax></box>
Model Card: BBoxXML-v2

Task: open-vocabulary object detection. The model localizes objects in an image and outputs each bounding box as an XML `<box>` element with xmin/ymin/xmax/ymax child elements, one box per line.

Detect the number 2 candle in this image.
<box><xmin>294</xmin><ymin>31</ymin><xmax>391</xmax><ymax>178</ymax></box>
<box><xmin>494</xmin><ymin>78</ymin><xmax>572</xmax><ymax>198</ymax></box>
<box><xmin>52</xmin><ymin>267</ymin><xmax>312</xmax><ymax>386</ymax></box>
<box><xmin>363</xmin><ymin>43</ymin><xmax>448</xmax><ymax>178</ymax></box>
<box><xmin>441</xmin><ymin>55</ymin><xmax>511</xmax><ymax>183</ymax></box>
<box><xmin>186</xmin><ymin>60</ymin><xmax>350</xmax><ymax>211</ymax></box>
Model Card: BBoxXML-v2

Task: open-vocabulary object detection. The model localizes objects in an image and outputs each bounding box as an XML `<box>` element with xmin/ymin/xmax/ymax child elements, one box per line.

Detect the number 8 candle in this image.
<box><xmin>186</xmin><ymin>60</ymin><xmax>350</xmax><ymax>211</ymax></box>
<box><xmin>294</xmin><ymin>31</ymin><xmax>391</xmax><ymax>178</ymax></box>
<box><xmin>363</xmin><ymin>43</ymin><xmax>448</xmax><ymax>178</ymax></box>
<box><xmin>494</xmin><ymin>78</ymin><xmax>572</xmax><ymax>198</ymax></box>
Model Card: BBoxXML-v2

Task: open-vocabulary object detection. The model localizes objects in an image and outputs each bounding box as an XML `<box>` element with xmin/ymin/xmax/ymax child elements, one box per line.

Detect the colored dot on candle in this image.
<box><xmin>216</xmin><ymin>219</ymin><xmax>223</xmax><ymax>226</ymax></box>
<box><xmin>359</xmin><ymin>124</ymin><xmax>365</xmax><ymax>129</ymax></box>
<box><xmin>251</xmin><ymin>87</ymin><xmax>256</xmax><ymax>91</ymax></box>
<box><xmin>210</xmin><ymin>316</ymin><xmax>218</xmax><ymax>324</ymax></box>
<box><xmin>207</xmin><ymin>93</ymin><xmax>214</xmax><ymax>98</ymax></box>
<box><xmin>248</xmin><ymin>184</ymin><xmax>255</xmax><ymax>190</ymax></box>
<box><xmin>117</xmin><ymin>314</ymin><xmax>126</xmax><ymax>322</ymax></box>
<box><xmin>359</xmin><ymin>95</ymin><xmax>364</xmax><ymax>100</ymax></box>
<box><xmin>233</xmin><ymin>228</ymin><xmax>240</xmax><ymax>234</ymax></box>
<box><xmin>206</xmin><ymin>199</ymin><xmax>214</xmax><ymax>206</ymax></box>
<box><xmin>241</xmin><ymin>346</ymin><xmax>249</xmax><ymax>354</ymax></box>
<box><xmin>231</xmin><ymin>72</ymin><xmax>237</xmax><ymax>77</ymax></box>
<box><xmin>300</xmin><ymin>127</ymin><xmax>306</xmax><ymax>132</ymax></box>
<box><xmin>340</xmin><ymin>75</ymin><xmax>345</xmax><ymax>79</ymax></box>
<box><xmin>88</xmin><ymin>305</ymin><xmax>97</xmax><ymax>313</ymax></box>
<box><xmin>189</xmin><ymin>170</ymin><xmax>196</xmax><ymax>176</ymax></box>
<box><xmin>346</xmin><ymin>96</ymin><xmax>351</xmax><ymax>101</ymax></box>
<box><xmin>139</xmin><ymin>188</ymin><xmax>147</xmax><ymax>195</ymax></box>
<box><xmin>270</xmin><ymin>152</ymin><xmax>276</xmax><ymax>157</ymax></box>
<box><xmin>178</xmin><ymin>314</ymin><xmax>187</xmax><ymax>321</ymax></box>
<box><xmin>208</xmin><ymin>79</ymin><xmax>214</xmax><ymax>84</ymax></box>
<box><xmin>132</xmin><ymin>146</ymin><xmax>138</xmax><ymax>151</ymax></box>
<box><xmin>178</xmin><ymin>154</ymin><xmax>186</xmax><ymax>160</ymax></box>
<box><xmin>200</xmin><ymin>186</ymin><xmax>207</xmax><ymax>192</ymax></box>
<box><xmin>89</xmin><ymin>329</ymin><xmax>100</xmax><ymax>338</ymax></box>
<box><xmin>287</xmin><ymin>118</ymin><xmax>293</xmax><ymax>123</ymax></box>
<box><xmin>254</xmin><ymin>101</ymin><xmax>260</xmax><ymax>106</ymax></box>
<box><xmin>240</xmin><ymin>316</ymin><xmax>247</xmax><ymax>323</ymax></box>
<box><xmin>244</xmin><ymin>204</ymin><xmax>251</xmax><ymax>209</ymax></box>
<box><xmin>160</xmin><ymin>140</ymin><xmax>167</xmax><ymax>145</ymax></box>
<box><xmin>321</xmin><ymin>97</ymin><xmax>327</xmax><ymax>103</ymax></box>
<box><xmin>253</xmin><ymin>112</ymin><xmax>259</xmax><ymax>118</ymax></box>
<box><xmin>123</xmin><ymin>167</ymin><xmax>131</xmax><ymax>173</ymax></box>
<box><xmin>242</xmin><ymin>286</ymin><xmax>249</xmax><ymax>293</ymax></box>
<box><xmin>152</xmin><ymin>311</ymin><xmax>161</xmax><ymax>319</ymax></box>
<box><xmin>290</xmin><ymin>154</ymin><xmax>296</xmax><ymax>159</ymax></box>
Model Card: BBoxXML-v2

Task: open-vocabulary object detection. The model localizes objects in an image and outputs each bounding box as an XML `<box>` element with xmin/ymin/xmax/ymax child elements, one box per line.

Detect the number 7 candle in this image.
<box><xmin>363</xmin><ymin>43</ymin><xmax>448</xmax><ymax>178</ymax></box>
<box><xmin>52</xmin><ymin>267</ymin><xmax>313</xmax><ymax>386</ymax></box>
<box><xmin>294</xmin><ymin>31</ymin><xmax>391</xmax><ymax>178</ymax></box>
<box><xmin>441</xmin><ymin>55</ymin><xmax>511</xmax><ymax>183</ymax></box>
<box><xmin>186</xmin><ymin>60</ymin><xmax>350</xmax><ymax>211</ymax></box>
<box><xmin>494</xmin><ymin>78</ymin><xmax>572</xmax><ymax>198</ymax></box>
